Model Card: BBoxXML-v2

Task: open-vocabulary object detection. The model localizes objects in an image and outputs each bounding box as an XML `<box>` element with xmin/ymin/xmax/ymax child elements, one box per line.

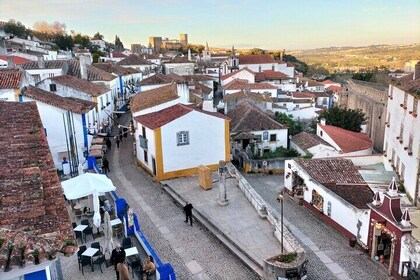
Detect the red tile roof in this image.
<box><xmin>391</xmin><ymin>73</ymin><xmax>420</xmax><ymax>97</ymax></box>
<box><xmin>261</xmin><ymin>70</ymin><xmax>290</xmax><ymax>80</ymax></box>
<box><xmin>286</xmin><ymin>62</ymin><xmax>294</xmax><ymax>67</ymax></box>
<box><xmin>111</xmin><ymin>52</ymin><xmax>127</xmax><ymax>58</ymax></box>
<box><xmin>221</xmin><ymin>68</ymin><xmax>255</xmax><ymax>81</ymax></box>
<box><xmin>20</xmin><ymin>60</ymin><xmax>67</xmax><ymax>70</ymax></box>
<box><xmin>0</xmin><ymin>55</ymin><xmax>30</xmax><ymax>65</ymax></box>
<box><xmin>134</xmin><ymin>103</ymin><xmax>191</xmax><ymax>129</ymax></box>
<box><xmin>182</xmin><ymin>74</ymin><xmax>214</xmax><ymax>82</ymax></box>
<box><xmin>92</xmin><ymin>62</ymin><xmax>140</xmax><ymax>75</ymax></box>
<box><xmin>319</xmin><ymin>124</ymin><xmax>372</xmax><ymax>153</ymax></box>
<box><xmin>307</xmin><ymin>80</ymin><xmax>325</xmax><ymax>87</ymax></box>
<box><xmin>66</xmin><ymin>60</ymin><xmax>115</xmax><ymax>81</ymax></box>
<box><xmin>224</xmin><ymin>79</ymin><xmax>277</xmax><ymax>91</ymax></box>
<box><xmin>130</xmin><ymin>83</ymin><xmax>179</xmax><ymax>112</ymax></box>
<box><xmin>117</xmin><ymin>54</ymin><xmax>153</xmax><ymax>66</ymax></box>
<box><xmin>223</xmin><ymin>90</ymin><xmax>273</xmax><ymax>102</ymax></box>
<box><xmin>321</xmin><ymin>79</ymin><xmax>337</xmax><ymax>85</ymax></box>
<box><xmin>238</xmin><ymin>54</ymin><xmax>276</xmax><ymax>64</ymax></box>
<box><xmin>22</xmin><ymin>86</ymin><xmax>96</xmax><ymax>114</ymax></box>
<box><xmin>0</xmin><ymin>102</ymin><xmax>75</xmax><ymax>267</ymax></box>
<box><xmin>326</xmin><ymin>85</ymin><xmax>343</xmax><ymax>92</ymax></box>
<box><xmin>50</xmin><ymin>75</ymin><xmax>109</xmax><ymax>97</ymax></box>
<box><xmin>291</xmin><ymin>131</ymin><xmax>331</xmax><ymax>152</ymax></box>
<box><xmin>0</xmin><ymin>68</ymin><xmax>23</xmax><ymax>89</ymax></box>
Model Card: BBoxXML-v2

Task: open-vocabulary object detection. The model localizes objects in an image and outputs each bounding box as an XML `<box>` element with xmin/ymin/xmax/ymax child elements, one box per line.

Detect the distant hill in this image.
<box><xmin>287</xmin><ymin>44</ymin><xmax>420</xmax><ymax>73</ymax></box>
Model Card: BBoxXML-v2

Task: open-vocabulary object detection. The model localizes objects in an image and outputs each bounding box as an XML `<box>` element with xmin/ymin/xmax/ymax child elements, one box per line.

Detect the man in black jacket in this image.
<box><xmin>183</xmin><ymin>202</ymin><xmax>193</xmax><ymax>226</ymax></box>
<box><xmin>111</xmin><ymin>244</ymin><xmax>126</xmax><ymax>280</ymax></box>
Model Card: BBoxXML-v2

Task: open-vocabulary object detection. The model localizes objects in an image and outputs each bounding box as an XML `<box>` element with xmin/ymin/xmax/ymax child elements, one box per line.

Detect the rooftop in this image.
<box><xmin>134</xmin><ymin>103</ymin><xmax>191</xmax><ymax>129</ymax></box>
<box><xmin>0</xmin><ymin>55</ymin><xmax>30</xmax><ymax>65</ymax></box>
<box><xmin>227</xmin><ymin>101</ymin><xmax>286</xmax><ymax>133</ymax></box>
<box><xmin>20</xmin><ymin>60</ymin><xmax>67</xmax><ymax>70</ymax></box>
<box><xmin>0</xmin><ymin>68</ymin><xmax>23</xmax><ymax>89</ymax></box>
<box><xmin>391</xmin><ymin>72</ymin><xmax>420</xmax><ymax>97</ymax></box>
<box><xmin>92</xmin><ymin>62</ymin><xmax>140</xmax><ymax>76</ymax></box>
<box><xmin>50</xmin><ymin>75</ymin><xmax>109</xmax><ymax>97</ymax></box>
<box><xmin>130</xmin><ymin>83</ymin><xmax>179</xmax><ymax>112</ymax></box>
<box><xmin>319</xmin><ymin>124</ymin><xmax>372</xmax><ymax>153</ymax></box>
<box><xmin>117</xmin><ymin>54</ymin><xmax>153</xmax><ymax>66</ymax></box>
<box><xmin>21</xmin><ymin>85</ymin><xmax>96</xmax><ymax>114</ymax></box>
<box><xmin>165</xmin><ymin>56</ymin><xmax>193</xmax><ymax>64</ymax></box>
<box><xmin>221</xmin><ymin>68</ymin><xmax>255</xmax><ymax>81</ymax></box>
<box><xmin>224</xmin><ymin>79</ymin><xmax>277</xmax><ymax>91</ymax></box>
<box><xmin>66</xmin><ymin>60</ymin><xmax>115</xmax><ymax>81</ymax></box>
<box><xmin>238</xmin><ymin>54</ymin><xmax>277</xmax><ymax>65</ymax></box>
<box><xmin>140</xmin><ymin>73</ymin><xmax>185</xmax><ymax>86</ymax></box>
<box><xmin>291</xmin><ymin>132</ymin><xmax>332</xmax><ymax>152</ymax></box>
<box><xmin>0</xmin><ymin>102</ymin><xmax>75</xmax><ymax>269</ymax></box>
<box><xmin>223</xmin><ymin>90</ymin><xmax>273</xmax><ymax>102</ymax></box>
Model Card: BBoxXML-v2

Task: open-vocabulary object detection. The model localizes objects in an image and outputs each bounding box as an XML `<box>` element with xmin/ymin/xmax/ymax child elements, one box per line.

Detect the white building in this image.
<box><xmin>223</xmin><ymin>79</ymin><xmax>278</xmax><ymax>98</ymax></box>
<box><xmin>0</xmin><ymin>68</ymin><xmax>33</xmax><ymax>101</ymax></box>
<box><xmin>131</xmin><ymin>83</ymin><xmax>229</xmax><ymax>181</ymax></box>
<box><xmin>317</xmin><ymin>120</ymin><xmax>373</xmax><ymax>156</ymax></box>
<box><xmin>20</xmin><ymin>85</ymin><xmax>96</xmax><ymax>170</ymax></box>
<box><xmin>20</xmin><ymin>58</ymin><xmax>68</xmax><ymax>83</ymax></box>
<box><xmin>284</xmin><ymin>158</ymin><xmax>373</xmax><ymax>247</ymax></box>
<box><xmin>228</xmin><ymin>101</ymin><xmax>288</xmax><ymax>155</ymax></box>
<box><xmin>163</xmin><ymin>57</ymin><xmax>195</xmax><ymax>76</ymax></box>
<box><xmin>384</xmin><ymin>67</ymin><xmax>420</xmax><ymax>205</ymax></box>
<box><xmin>118</xmin><ymin>54</ymin><xmax>154</xmax><ymax>74</ymax></box>
<box><xmin>291</xmin><ymin>131</ymin><xmax>339</xmax><ymax>158</ymax></box>
<box><xmin>90</xmin><ymin>39</ymin><xmax>107</xmax><ymax>51</ymax></box>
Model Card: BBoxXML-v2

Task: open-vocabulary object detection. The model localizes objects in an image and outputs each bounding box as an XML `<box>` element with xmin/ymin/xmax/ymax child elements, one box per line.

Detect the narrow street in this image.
<box><xmin>243</xmin><ymin>173</ymin><xmax>389</xmax><ymax>280</ymax></box>
<box><xmin>105</xmin><ymin>113</ymin><xmax>258</xmax><ymax>280</ymax></box>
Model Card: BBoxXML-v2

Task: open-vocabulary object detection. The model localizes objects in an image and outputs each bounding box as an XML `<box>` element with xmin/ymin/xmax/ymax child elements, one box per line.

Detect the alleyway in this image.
<box><xmin>243</xmin><ymin>173</ymin><xmax>389</xmax><ymax>280</ymax></box>
<box><xmin>105</xmin><ymin>113</ymin><xmax>258</xmax><ymax>280</ymax></box>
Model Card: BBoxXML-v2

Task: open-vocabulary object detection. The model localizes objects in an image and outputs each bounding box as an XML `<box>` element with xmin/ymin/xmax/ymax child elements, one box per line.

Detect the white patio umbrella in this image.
<box><xmin>61</xmin><ymin>173</ymin><xmax>116</xmax><ymax>227</ymax></box>
<box><xmin>103</xmin><ymin>211</ymin><xmax>114</xmax><ymax>258</ymax></box>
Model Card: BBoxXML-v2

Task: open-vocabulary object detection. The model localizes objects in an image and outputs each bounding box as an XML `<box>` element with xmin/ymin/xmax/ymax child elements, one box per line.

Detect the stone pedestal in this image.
<box><xmin>217</xmin><ymin>160</ymin><xmax>229</xmax><ymax>206</ymax></box>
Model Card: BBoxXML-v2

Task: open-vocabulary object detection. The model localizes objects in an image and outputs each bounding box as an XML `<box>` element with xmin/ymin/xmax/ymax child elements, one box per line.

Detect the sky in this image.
<box><xmin>1</xmin><ymin>0</ymin><xmax>419</xmax><ymax>50</ymax></box>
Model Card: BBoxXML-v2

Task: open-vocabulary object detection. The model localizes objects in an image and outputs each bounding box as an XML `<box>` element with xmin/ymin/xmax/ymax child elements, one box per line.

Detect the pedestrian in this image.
<box><xmin>111</xmin><ymin>243</ymin><xmax>126</xmax><ymax>280</ymax></box>
<box><xmin>119</xmin><ymin>129</ymin><xmax>124</xmax><ymax>142</ymax></box>
<box><xmin>117</xmin><ymin>262</ymin><xmax>131</xmax><ymax>280</ymax></box>
<box><xmin>183</xmin><ymin>202</ymin><xmax>193</xmax><ymax>226</ymax></box>
<box><xmin>142</xmin><ymin>255</ymin><xmax>156</xmax><ymax>279</ymax></box>
<box><xmin>116</xmin><ymin>136</ymin><xmax>120</xmax><ymax>148</ymax></box>
<box><xmin>106</xmin><ymin>137</ymin><xmax>112</xmax><ymax>152</ymax></box>
<box><xmin>102</xmin><ymin>157</ymin><xmax>110</xmax><ymax>174</ymax></box>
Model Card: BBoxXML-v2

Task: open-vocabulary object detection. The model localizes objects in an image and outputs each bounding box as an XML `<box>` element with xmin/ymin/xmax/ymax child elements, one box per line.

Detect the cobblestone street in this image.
<box><xmin>243</xmin><ymin>172</ymin><xmax>390</xmax><ymax>280</ymax></box>
<box><xmin>105</xmin><ymin>116</ymin><xmax>259</xmax><ymax>280</ymax></box>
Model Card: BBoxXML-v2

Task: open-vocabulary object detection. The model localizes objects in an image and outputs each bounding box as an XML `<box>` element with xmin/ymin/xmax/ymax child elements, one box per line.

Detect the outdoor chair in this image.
<box><xmin>72</xmin><ymin>222</ymin><xmax>77</xmax><ymax>229</ymax></box>
<box><xmin>122</xmin><ymin>237</ymin><xmax>132</xmax><ymax>249</ymax></box>
<box><xmin>74</xmin><ymin>209</ymin><xmax>83</xmax><ymax>220</ymax></box>
<box><xmin>77</xmin><ymin>246</ymin><xmax>87</xmax><ymax>270</ymax></box>
<box><xmin>93</xmin><ymin>255</ymin><xmax>106</xmax><ymax>273</ymax></box>
<box><xmin>81</xmin><ymin>219</ymin><xmax>90</xmax><ymax>226</ymax></box>
<box><xmin>91</xmin><ymin>242</ymin><xmax>103</xmax><ymax>257</ymax></box>
<box><xmin>75</xmin><ymin>231</ymin><xmax>84</xmax><ymax>244</ymax></box>
<box><xmin>84</xmin><ymin>226</ymin><xmax>94</xmax><ymax>242</ymax></box>
<box><xmin>113</xmin><ymin>225</ymin><xmax>123</xmax><ymax>239</ymax></box>
<box><xmin>80</xmin><ymin>255</ymin><xmax>93</xmax><ymax>275</ymax></box>
<box><xmin>128</xmin><ymin>257</ymin><xmax>142</xmax><ymax>277</ymax></box>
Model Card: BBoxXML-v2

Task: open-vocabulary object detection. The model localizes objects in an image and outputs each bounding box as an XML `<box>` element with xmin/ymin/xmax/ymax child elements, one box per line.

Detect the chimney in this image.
<box><xmin>320</xmin><ymin>118</ymin><xmax>326</xmax><ymax>126</ymax></box>
<box><xmin>177</xmin><ymin>82</ymin><xmax>189</xmax><ymax>104</ymax></box>
<box><xmin>401</xmin><ymin>208</ymin><xmax>411</xmax><ymax>227</ymax></box>
<box><xmin>372</xmin><ymin>192</ymin><xmax>381</xmax><ymax>207</ymax></box>
<box><xmin>110</xmin><ymin>52</ymin><xmax>113</xmax><ymax>58</ymax></box>
<box><xmin>387</xmin><ymin>177</ymin><xmax>398</xmax><ymax>197</ymax></box>
<box><xmin>414</xmin><ymin>62</ymin><xmax>420</xmax><ymax>80</ymax></box>
<box><xmin>7</xmin><ymin>56</ymin><xmax>14</xmax><ymax>68</ymax></box>
<box><xmin>202</xmin><ymin>100</ymin><xmax>216</xmax><ymax>112</ymax></box>
<box><xmin>79</xmin><ymin>55</ymin><xmax>91</xmax><ymax>80</ymax></box>
<box><xmin>188</xmin><ymin>49</ymin><xmax>192</xmax><ymax>61</ymax></box>
<box><xmin>37</xmin><ymin>56</ymin><xmax>45</xmax><ymax>69</ymax></box>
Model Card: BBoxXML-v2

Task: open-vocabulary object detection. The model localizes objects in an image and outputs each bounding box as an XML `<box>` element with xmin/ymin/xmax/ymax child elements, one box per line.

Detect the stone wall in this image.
<box><xmin>340</xmin><ymin>79</ymin><xmax>388</xmax><ymax>151</ymax></box>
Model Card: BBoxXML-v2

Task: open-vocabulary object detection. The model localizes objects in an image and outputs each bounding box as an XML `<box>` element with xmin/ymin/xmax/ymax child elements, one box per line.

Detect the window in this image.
<box><xmin>258</xmin><ymin>66</ymin><xmax>261</xmax><ymax>72</ymax></box>
<box><xmin>48</xmin><ymin>73</ymin><xmax>54</xmax><ymax>78</ymax></box>
<box><xmin>401</xmin><ymin>163</ymin><xmax>405</xmax><ymax>179</ymax></box>
<box><xmin>295</xmin><ymin>104</ymin><xmax>300</xmax><ymax>109</ymax></box>
<box><xmin>44</xmin><ymin>128</ymin><xmax>47</xmax><ymax>137</ymax></box>
<box><xmin>142</xmin><ymin>126</ymin><xmax>146</xmax><ymax>137</ymax></box>
<box><xmin>49</xmin><ymin>83</ymin><xmax>57</xmax><ymax>92</ymax></box>
<box><xmin>100</xmin><ymin>97</ymin><xmax>103</xmax><ymax>109</ymax></box>
<box><xmin>270</xmin><ymin>134</ymin><xmax>277</xmax><ymax>142</ymax></box>
<box><xmin>408</xmin><ymin>134</ymin><xmax>413</xmax><ymax>152</ymax></box>
<box><xmin>396</xmin><ymin>156</ymin><xmax>400</xmax><ymax>171</ymax></box>
<box><xmin>327</xmin><ymin>201</ymin><xmax>331</xmax><ymax>217</ymax></box>
<box><xmin>414</xmin><ymin>99</ymin><xmax>418</xmax><ymax>115</ymax></box>
<box><xmin>177</xmin><ymin>131</ymin><xmax>189</xmax><ymax>146</ymax></box>
<box><xmin>322</xmin><ymin>98</ymin><xmax>328</xmax><ymax>105</ymax></box>
<box><xmin>320</xmin><ymin>131</ymin><xmax>323</xmax><ymax>137</ymax></box>
<box><xmin>144</xmin><ymin>150</ymin><xmax>148</xmax><ymax>163</ymax></box>
<box><xmin>404</xmin><ymin>92</ymin><xmax>408</xmax><ymax>107</ymax></box>
<box><xmin>399</xmin><ymin>124</ymin><xmax>404</xmax><ymax>141</ymax></box>
<box><xmin>272</xmin><ymin>65</ymin><xmax>275</xmax><ymax>71</ymax></box>
<box><xmin>255</xmin><ymin>135</ymin><xmax>262</xmax><ymax>143</ymax></box>
<box><xmin>168</xmin><ymin>67</ymin><xmax>174</xmax><ymax>74</ymax></box>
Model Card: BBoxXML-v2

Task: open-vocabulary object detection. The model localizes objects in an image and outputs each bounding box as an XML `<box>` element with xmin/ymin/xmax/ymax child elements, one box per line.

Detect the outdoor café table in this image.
<box><xmin>89</xmin><ymin>149</ymin><xmax>102</xmax><ymax>158</ymax></box>
<box><xmin>97</xmin><ymin>133</ymin><xmax>108</xmax><ymax>137</ymax></box>
<box><xmin>74</xmin><ymin>225</ymin><xmax>88</xmax><ymax>243</ymax></box>
<box><xmin>82</xmin><ymin>247</ymin><xmax>99</xmax><ymax>271</ymax></box>
<box><xmin>90</xmin><ymin>144</ymin><xmax>104</xmax><ymax>150</ymax></box>
<box><xmin>125</xmin><ymin>247</ymin><xmax>139</xmax><ymax>257</ymax></box>
<box><xmin>91</xmin><ymin>138</ymin><xmax>104</xmax><ymax>145</ymax></box>
<box><xmin>110</xmin><ymin>218</ymin><xmax>122</xmax><ymax>227</ymax></box>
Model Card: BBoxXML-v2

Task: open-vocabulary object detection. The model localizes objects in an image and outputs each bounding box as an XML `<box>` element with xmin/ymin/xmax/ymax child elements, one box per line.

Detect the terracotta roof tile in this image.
<box><xmin>321</xmin><ymin>80</ymin><xmax>336</xmax><ymax>85</ymax></box>
<box><xmin>111</xmin><ymin>52</ymin><xmax>127</xmax><ymax>58</ymax></box>
<box><xmin>190</xmin><ymin>82</ymin><xmax>212</xmax><ymax>95</ymax></box>
<box><xmin>165</xmin><ymin>56</ymin><xmax>193</xmax><ymax>64</ymax></box>
<box><xmin>224</xmin><ymin>79</ymin><xmax>277</xmax><ymax>91</ymax></box>
<box><xmin>66</xmin><ymin>60</ymin><xmax>115</xmax><ymax>81</ymax></box>
<box><xmin>307</xmin><ymin>80</ymin><xmax>325</xmax><ymax>87</ymax></box>
<box><xmin>0</xmin><ymin>68</ymin><xmax>23</xmax><ymax>89</ymax></box>
<box><xmin>227</xmin><ymin>101</ymin><xmax>286</xmax><ymax>133</ymax></box>
<box><xmin>130</xmin><ymin>83</ymin><xmax>179</xmax><ymax>112</ymax></box>
<box><xmin>22</xmin><ymin>86</ymin><xmax>96</xmax><ymax>114</ymax></box>
<box><xmin>239</xmin><ymin>54</ymin><xmax>276</xmax><ymax>64</ymax></box>
<box><xmin>223</xmin><ymin>90</ymin><xmax>273</xmax><ymax>102</ymax></box>
<box><xmin>0</xmin><ymin>55</ymin><xmax>30</xmax><ymax>65</ymax></box>
<box><xmin>134</xmin><ymin>104</ymin><xmax>192</xmax><ymax>129</ymax></box>
<box><xmin>319</xmin><ymin>124</ymin><xmax>372</xmax><ymax>153</ymax></box>
<box><xmin>391</xmin><ymin>73</ymin><xmax>420</xmax><ymax>97</ymax></box>
<box><xmin>182</xmin><ymin>74</ymin><xmax>214</xmax><ymax>81</ymax></box>
<box><xmin>261</xmin><ymin>70</ymin><xmax>290</xmax><ymax>80</ymax></box>
<box><xmin>20</xmin><ymin>60</ymin><xmax>67</xmax><ymax>70</ymax></box>
<box><xmin>118</xmin><ymin>54</ymin><xmax>153</xmax><ymax>66</ymax></box>
<box><xmin>325</xmin><ymin>85</ymin><xmax>343</xmax><ymax>92</ymax></box>
<box><xmin>50</xmin><ymin>75</ymin><xmax>109</xmax><ymax>97</ymax></box>
<box><xmin>291</xmin><ymin>131</ymin><xmax>332</xmax><ymax>152</ymax></box>
<box><xmin>92</xmin><ymin>62</ymin><xmax>140</xmax><ymax>76</ymax></box>
<box><xmin>0</xmin><ymin>102</ymin><xmax>75</xmax><ymax>267</ymax></box>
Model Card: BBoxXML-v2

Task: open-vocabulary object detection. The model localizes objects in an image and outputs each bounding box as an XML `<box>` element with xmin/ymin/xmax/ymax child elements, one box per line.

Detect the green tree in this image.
<box><xmin>92</xmin><ymin>52</ymin><xmax>100</xmax><ymax>63</ymax></box>
<box><xmin>352</xmin><ymin>72</ymin><xmax>374</xmax><ymax>82</ymax></box>
<box><xmin>73</xmin><ymin>33</ymin><xmax>90</xmax><ymax>48</ymax></box>
<box><xmin>275</xmin><ymin>113</ymin><xmax>303</xmax><ymax>136</ymax></box>
<box><xmin>114</xmin><ymin>35</ymin><xmax>124</xmax><ymax>51</ymax></box>
<box><xmin>53</xmin><ymin>34</ymin><xmax>74</xmax><ymax>50</ymax></box>
<box><xmin>2</xmin><ymin>19</ymin><xmax>29</xmax><ymax>38</ymax></box>
<box><xmin>282</xmin><ymin>54</ymin><xmax>308</xmax><ymax>75</ymax></box>
<box><xmin>317</xmin><ymin>107</ymin><xmax>366</xmax><ymax>132</ymax></box>
<box><xmin>248</xmin><ymin>48</ymin><xmax>266</xmax><ymax>55</ymax></box>
<box><xmin>93</xmin><ymin>32</ymin><xmax>104</xmax><ymax>40</ymax></box>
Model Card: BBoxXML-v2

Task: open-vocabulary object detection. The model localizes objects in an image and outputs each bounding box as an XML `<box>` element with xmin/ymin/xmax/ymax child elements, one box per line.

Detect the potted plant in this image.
<box><xmin>33</xmin><ymin>249</ymin><xmax>40</xmax><ymax>265</ymax></box>
<box><xmin>61</xmin><ymin>240</ymin><xmax>77</xmax><ymax>256</ymax></box>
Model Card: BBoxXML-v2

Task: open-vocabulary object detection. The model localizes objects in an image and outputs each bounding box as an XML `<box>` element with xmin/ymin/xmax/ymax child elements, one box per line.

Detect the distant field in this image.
<box><xmin>287</xmin><ymin>44</ymin><xmax>420</xmax><ymax>72</ymax></box>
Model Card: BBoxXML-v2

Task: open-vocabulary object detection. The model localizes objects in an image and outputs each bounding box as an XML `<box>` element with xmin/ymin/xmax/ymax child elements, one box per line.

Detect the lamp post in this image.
<box><xmin>277</xmin><ymin>193</ymin><xmax>284</xmax><ymax>253</ymax></box>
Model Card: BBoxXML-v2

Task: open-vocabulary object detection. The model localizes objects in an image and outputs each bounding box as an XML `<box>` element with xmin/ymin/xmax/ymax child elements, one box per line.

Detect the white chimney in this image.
<box><xmin>320</xmin><ymin>118</ymin><xmax>326</xmax><ymax>126</ymax></box>
<box><xmin>79</xmin><ymin>55</ymin><xmax>91</xmax><ymax>80</ymax></box>
<box><xmin>401</xmin><ymin>208</ymin><xmax>411</xmax><ymax>227</ymax></box>
<box><xmin>387</xmin><ymin>177</ymin><xmax>398</xmax><ymax>197</ymax></box>
<box><xmin>110</xmin><ymin>52</ymin><xmax>113</xmax><ymax>58</ymax></box>
<box><xmin>202</xmin><ymin>100</ymin><xmax>216</xmax><ymax>112</ymax></box>
<box><xmin>177</xmin><ymin>82</ymin><xmax>190</xmax><ymax>104</ymax></box>
<box><xmin>7</xmin><ymin>56</ymin><xmax>14</xmax><ymax>68</ymax></box>
<box><xmin>414</xmin><ymin>62</ymin><xmax>420</xmax><ymax>80</ymax></box>
<box><xmin>37</xmin><ymin>56</ymin><xmax>45</xmax><ymax>69</ymax></box>
<box><xmin>188</xmin><ymin>49</ymin><xmax>192</xmax><ymax>61</ymax></box>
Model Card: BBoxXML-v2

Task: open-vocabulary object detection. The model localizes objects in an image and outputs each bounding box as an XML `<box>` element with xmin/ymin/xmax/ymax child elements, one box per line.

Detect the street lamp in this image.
<box><xmin>277</xmin><ymin>193</ymin><xmax>284</xmax><ymax>253</ymax></box>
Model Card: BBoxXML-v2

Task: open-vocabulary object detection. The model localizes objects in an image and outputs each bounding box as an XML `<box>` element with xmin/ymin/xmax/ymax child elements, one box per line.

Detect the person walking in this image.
<box><xmin>111</xmin><ymin>244</ymin><xmax>126</xmax><ymax>280</ymax></box>
<box><xmin>117</xmin><ymin>262</ymin><xmax>131</xmax><ymax>280</ymax></box>
<box><xmin>102</xmin><ymin>157</ymin><xmax>110</xmax><ymax>174</ymax></box>
<box><xmin>183</xmin><ymin>202</ymin><xmax>193</xmax><ymax>226</ymax></box>
<box><xmin>116</xmin><ymin>136</ymin><xmax>120</xmax><ymax>148</ymax></box>
<box><xmin>106</xmin><ymin>137</ymin><xmax>112</xmax><ymax>152</ymax></box>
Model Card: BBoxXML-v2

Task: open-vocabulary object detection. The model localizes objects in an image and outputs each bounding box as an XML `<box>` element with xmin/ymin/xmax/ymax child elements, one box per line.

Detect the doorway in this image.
<box><xmin>152</xmin><ymin>157</ymin><xmax>157</xmax><ymax>176</ymax></box>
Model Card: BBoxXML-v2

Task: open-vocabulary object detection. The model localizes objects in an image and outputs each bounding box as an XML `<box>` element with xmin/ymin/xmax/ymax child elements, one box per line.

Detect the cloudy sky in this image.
<box><xmin>1</xmin><ymin>0</ymin><xmax>419</xmax><ymax>50</ymax></box>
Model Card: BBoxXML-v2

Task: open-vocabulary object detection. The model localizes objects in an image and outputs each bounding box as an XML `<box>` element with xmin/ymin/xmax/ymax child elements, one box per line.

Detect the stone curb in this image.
<box><xmin>162</xmin><ymin>183</ymin><xmax>264</xmax><ymax>279</ymax></box>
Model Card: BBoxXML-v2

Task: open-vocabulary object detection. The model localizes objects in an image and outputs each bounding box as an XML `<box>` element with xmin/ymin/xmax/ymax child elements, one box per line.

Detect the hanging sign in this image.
<box><xmin>128</xmin><ymin>208</ymin><xmax>134</xmax><ymax>227</ymax></box>
<box><xmin>263</xmin><ymin>131</ymin><xmax>269</xmax><ymax>140</ymax></box>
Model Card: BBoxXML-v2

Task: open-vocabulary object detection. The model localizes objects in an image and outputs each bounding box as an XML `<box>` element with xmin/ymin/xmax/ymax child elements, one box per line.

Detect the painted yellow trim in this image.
<box><xmin>156</xmin><ymin>164</ymin><xmax>219</xmax><ymax>181</ymax></box>
<box><xmin>93</xmin><ymin>97</ymin><xmax>98</xmax><ymax>112</ymax></box>
<box><xmin>136</xmin><ymin>159</ymin><xmax>154</xmax><ymax>175</ymax></box>
<box><xmin>245</xmin><ymin>163</ymin><xmax>251</xmax><ymax>173</ymax></box>
<box><xmin>154</xmin><ymin>127</ymin><xmax>164</xmax><ymax>179</ymax></box>
<box><xmin>14</xmin><ymin>89</ymin><xmax>20</xmax><ymax>101</ymax></box>
<box><xmin>225</xmin><ymin>119</ymin><xmax>231</xmax><ymax>162</ymax></box>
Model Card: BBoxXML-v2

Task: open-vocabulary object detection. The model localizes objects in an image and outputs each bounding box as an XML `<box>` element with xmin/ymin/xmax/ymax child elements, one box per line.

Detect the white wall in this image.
<box><xmin>0</xmin><ymin>89</ymin><xmax>17</xmax><ymax>101</ymax></box>
<box><xmin>135</xmin><ymin>124</ymin><xmax>156</xmax><ymax>173</ymax></box>
<box><xmin>239</xmin><ymin>63</ymin><xmax>277</xmax><ymax>72</ymax></box>
<box><xmin>221</xmin><ymin>71</ymin><xmax>255</xmax><ymax>86</ymax></box>
<box><xmin>384</xmin><ymin>85</ymin><xmax>420</xmax><ymax>202</ymax></box>
<box><xmin>307</xmin><ymin>145</ymin><xmax>340</xmax><ymax>158</ymax></box>
<box><xmin>164</xmin><ymin>63</ymin><xmax>194</xmax><ymax>75</ymax></box>
<box><xmin>132</xmin><ymin>99</ymin><xmax>180</xmax><ymax>117</ymax></box>
<box><xmin>400</xmin><ymin>234</ymin><xmax>420</xmax><ymax>275</ymax></box>
<box><xmin>26</xmin><ymin>68</ymin><xmax>64</xmax><ymax>83</ymax></box>
<box><xmin>161</xmin><ymin>111</ymin><xmax>226</xmax><ymax>172</ymax></box>
<box><xmin>252</xmin><ymin>129</ymin><xmax>288</xmax><ymax>152</ymax></box>
<box><xmin>284</xmin><ymin>160</ymin><xmax>371</xmax><ymax>245</ymax></box>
